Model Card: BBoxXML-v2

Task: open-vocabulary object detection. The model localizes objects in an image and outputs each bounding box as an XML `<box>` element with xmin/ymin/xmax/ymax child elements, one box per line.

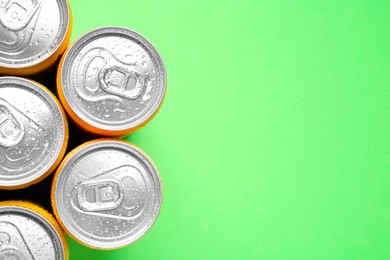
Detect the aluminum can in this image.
<box><xmin>57</xmin><ymin>27</ymin><xmax>167</xmax><ymax>136</ymax></box>
<box><xmin>0</xmin><ymin>77</ymin><xmax>68</xmax><ymax>190</ymax></box>
<box><xmin>0</xmin><ymin>201</ymin><xmax>68</xmax><ymax>259</ymax></box>
<box><xmin>0</xmin><ymin>0</ymin><xmax>72</xmax><ymax>76</ymax></box>
<box><xmin>52</xmin><ymin>139</ymin><xmax>163</xmax><ymax>249</ymax></box>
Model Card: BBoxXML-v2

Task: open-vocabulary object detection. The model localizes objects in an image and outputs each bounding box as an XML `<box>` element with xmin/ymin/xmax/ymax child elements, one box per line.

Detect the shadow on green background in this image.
<box><xmin>66</xmin><ymin>0</ymin><xmax>390</xmax><ymax>259</ymax></box>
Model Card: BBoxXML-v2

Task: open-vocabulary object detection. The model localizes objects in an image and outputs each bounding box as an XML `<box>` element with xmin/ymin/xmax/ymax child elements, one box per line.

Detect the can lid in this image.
<box><xmin>0</xmin><ymin>77</ymin><xmax>68</xmax><ymax>189</ymax></box>
<box><xmin>0</xmin><ymin>0</ymin><xmax>70</xmax><ymax>69</ymax></box>
<box><xmin>53</xmin><ymin>139</ymin><xmax>163</xmax><ymax>249</ymax></box>
<box><xmin>59</xmin><ymin>27</ymin><xmax>166</xmax><ymax>135</ymax></box>
<box><xmin>0</xmin><ymin>205</ymin><xmax>66</xmax><ymax>259</ymax></box>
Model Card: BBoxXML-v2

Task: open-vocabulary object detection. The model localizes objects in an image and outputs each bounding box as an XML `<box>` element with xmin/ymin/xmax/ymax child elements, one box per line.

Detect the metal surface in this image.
<box><xmin>60</xmin><ymin>27</ymin><xmax>166</xmax><ymax>132</ymax></box>
<box><xmin>54</xmin><ymin>140</ymin><xmax>162</xmax><ymax>249</ymax></box>
<box><xmin>0</xmin><ymin>77</ymin><xmax>66</xmax><ymax>188</ymax></box>
<box><xmin>0</xmin><ymin>206</ymin><xmax>65</xmax><ymax>259</ymax></box>
<box><xmin>0</xmin><ymin>0</ymin><xmax>70</xmax><ymax>68</ymax></box>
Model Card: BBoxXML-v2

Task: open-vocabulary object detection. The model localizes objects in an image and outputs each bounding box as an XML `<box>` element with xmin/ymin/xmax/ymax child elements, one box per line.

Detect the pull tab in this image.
<box><xmin>0</xmin><ymin>104</ymin><xmax>24</xmax><ymax>148</ymax></box>
<box><xmin>78</xmin><ymin>48</ymin><xmax>146</xmax><ymax>102</ymax></box>
<box><xmin>0</xmin><ymin>0</ymin><xmax>42</xmax><ymax>31</ymax></box>
<box><xmin>99</xmin><ymin>65</ymin><xmax>145</xmax><ymax>100</ymax></box>
<box><xmin>0</xmin><ymin>99</ymin><xmax>47</xmax><ymax>172</ymax></box>
<box><xmin>71</xmin><ymin>165</ymin><xmax>147</xmax><ymax>220</ymax></box>
<box><xmin>78</xmin><ymin>180</ymin><xmax>124</xmax><ymax>212</ymax></box>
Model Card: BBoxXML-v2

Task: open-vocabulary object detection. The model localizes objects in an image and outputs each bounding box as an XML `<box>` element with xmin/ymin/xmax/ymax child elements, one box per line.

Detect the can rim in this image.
<box><xmin>52</xmin><ymin>139</ymin><xmax>163</xmax><ymax>249</ymax></box>
<box><xmin>0</xmin><ymin>203</ymin><xmax>67</xmax><ymax>259</ymax></box>
<box><xmin>0</xmin><ymin>76</ymin><xmax>68</xmax><ymax>189</ymax></box>
<box><xmin>59</xmin><ymin>26</ymin><xmax>167</xmax><ymax>133</ymax></box>
<box><xmin>0</xmin><ymin>0</ymin><xmax>71</xmax><ymax>69</ymax></box>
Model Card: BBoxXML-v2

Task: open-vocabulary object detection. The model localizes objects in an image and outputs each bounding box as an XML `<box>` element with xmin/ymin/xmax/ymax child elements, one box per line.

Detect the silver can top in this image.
<box><xmin>60</xmin><ymin>27</ymin><xmax>166</xmax><ymax>133</ymax></box>
<box><xmin>0</xmin><ymin>0</ymin><xmax>70</xmax><ymax>69</ymax></box>
<box><xmin>54</xmin><ymin>140</ymin><xmax>163</xmax><ymax>249</ymax></box>
<box><xmin>0</xmin><ymin>206</ymin><xmax>65</xmax><ymax>259</ymax></box>
<box><xmin>0</xmin><ymin>77</ymin><xmax>67</xmax><ymax>189</ymax></box>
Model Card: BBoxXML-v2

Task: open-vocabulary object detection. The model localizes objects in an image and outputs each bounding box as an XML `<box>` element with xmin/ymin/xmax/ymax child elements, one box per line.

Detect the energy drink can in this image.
<box><xmin>57</xmin><ymin>27</ymin><xmax>167</xmax><ymax>136</ymax></box>
<box><xmin>52</xmin><ymin>139</ymin><xmax>163</xmax><ymax>249</ymax></box>
<box><xmin>0</xmin><ymin>201</ymin><xmax>68</xmax><ymax>259</ymax></box>
<box><xmin>0</xmin><ymin>77</ymin><xmax>68</xmax><ymax>190</ymax></box>
<box><xmin>0</xmin><ymin>0</ymin><xmax>72</xmax><ymax>76</ymax></box>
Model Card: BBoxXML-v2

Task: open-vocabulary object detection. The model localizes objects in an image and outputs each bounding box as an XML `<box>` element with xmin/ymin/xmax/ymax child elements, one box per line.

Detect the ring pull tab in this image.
<box><xmin>0</xmin><ymin>104</ymin><xmax>25</xmax><ymax>148</ymax></box>
<box><xmin>78</xmin><ymin>180</ymin><xmax>124</xmax><ymax>212</ymax></box>
<box><xmin>99</xmin><ymin>66</ymin><xmax>145</xmax><ymax>100</ymax></box>
<box><xmin>0</xmin><ymin>0</ymin><xmax>42</xmax><ymax>31</ymax></box>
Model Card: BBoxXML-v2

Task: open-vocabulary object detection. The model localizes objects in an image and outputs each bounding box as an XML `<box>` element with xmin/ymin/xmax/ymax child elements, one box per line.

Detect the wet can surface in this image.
<box><xmin>0</xmin><ymin>201</ymin><xmax>68</xmax><ymax>259</ymax></box>
<box><xmin>0</xmin><ymin>77</ymin><xmax>68</xmax><ymax>190</ymax></box>
<box><xmin>52</xmin><ymin>139</ymin><xmax>163</xmax><ymax>249</ymax></box>
<box><xmin>0</xmin><ymin>0</ymin><xmax>72</xmax><ymax>76</ymax></box>
<box><xmin>57</xmin><ymin>27</ymin><xmax>167</xmax><ymax>136</ymax></box>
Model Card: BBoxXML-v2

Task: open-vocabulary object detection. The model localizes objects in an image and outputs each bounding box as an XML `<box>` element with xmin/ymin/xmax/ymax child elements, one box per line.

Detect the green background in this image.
<box><xmin>68</xmin><ymin>0</ymin><xmax>390</xmax><ymax>259</ymax></box>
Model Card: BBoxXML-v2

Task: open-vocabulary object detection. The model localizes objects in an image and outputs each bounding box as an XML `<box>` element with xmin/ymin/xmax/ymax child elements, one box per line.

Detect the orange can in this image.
<box><xmin>0</xmin><ymin>201</ymin><xmax>69</xmax><ymax>259</ymax></box>
<box><xmin>57</xmin><ymin>27</ymin><xmax>167</xmax><ymax>136</ymax></box>
<box><xmin>52</xmin><ymin>139</ymin><xmax>163</xmax><ymax>249</ymax></box>
<box><xmin>0</xmin><ymin>77</ymin><xmax>68</xmax><ymax>190</ymax></box>
<box><xmin>0</xmin><ymin>0</ymin><xmax>72</xmax><ymax>76</ymax></box>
